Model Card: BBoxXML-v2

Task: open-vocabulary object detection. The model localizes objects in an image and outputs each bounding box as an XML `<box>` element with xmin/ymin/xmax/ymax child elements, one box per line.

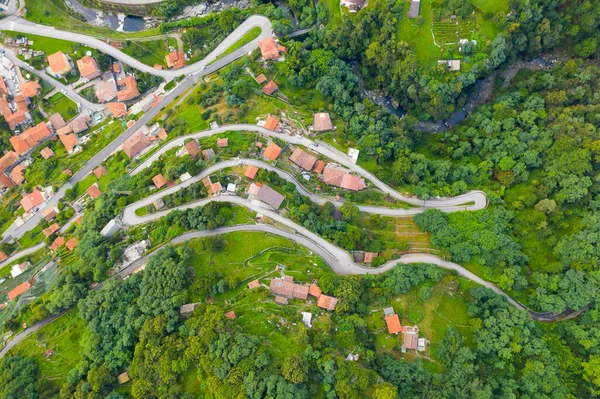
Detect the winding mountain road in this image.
<box><xmin>0</xmin><ymin>15</ymin><xmax>273</xmax><ymax>79</ymax></box>
<box><xmin>130</xmin><ymin>124</ymin><xmax>488</xmax><ymax>210</ymax></box>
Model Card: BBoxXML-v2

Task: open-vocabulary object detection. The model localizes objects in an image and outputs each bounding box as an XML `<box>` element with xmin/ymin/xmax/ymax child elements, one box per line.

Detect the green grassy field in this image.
<box><xmin>120</xmin><ymin>37</ymin><xmax>177</xmax><ymax>67</ymax></box>
<box><xmin>469</xmin><ymin>0</ymin><xmax>509</xmax><ymax>14</ymax></box>
<box><xmin>397</xmin><ymin>0</ymin><xmax>441</xmax><ymax>66</ymax></box>
<box><xmin>209</xmin><ymin>27</ymin><xmax>262</xmax><ymax>65</ymax></box>
<box><xmin>320</xmin><ymin>0</ymin><xmax>343</xmax><ymax>26</ymax></box>
<box><xmin>44</xmin><ymin>93</ymin><xmax>78</xmax><ymax>121</ymax></box>
<box><xmin>6</xmin><ymin>310</ymin><xmax>86</xmax><ymax>392</ymax></box>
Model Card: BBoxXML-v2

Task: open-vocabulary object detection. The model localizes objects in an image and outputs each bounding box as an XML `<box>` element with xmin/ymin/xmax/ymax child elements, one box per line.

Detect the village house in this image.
<box><xmin>76</xmin><ymin>56</ymin><xmax>102</xmax><ymax>81</ymax></box>
<box><xmin>0</xmin><ymin>95</ymin><xmax>30</xmax><ymax>130</ymax></box>
<box><xmin>10</xmin><ymin>165</ymin><xmax>25</xmax><ymax>186</ymax></box>
<box><xmin>313</xmin><ymin>112</ymin><xmax>333</xmax><ymax>132</ymax></box>
<box><xmin>264</xmin><ymin>115</ymin><xmax>280</xmax><ymax>132</ymax></box>
<box><xmin>10</xmin><ymin>122</ymin><xmax>53</xmax><ymax>155</ymax></box>
<box><xmin>50</xmin><ymin>236</ymin><xmax>65</xmax><ymax>251</ymax></box>
<box><xmin>70</xmin><ymin>114</ymin><xmax>91</xmax><ymax>135</ymax></box>
<box><xmin>313</xmin><ymin>160</ymin><xmax>326</xmax><ymax>175</ymax></box>
<box><xmin>202</xmin><ymin>148</ymin><xmax>215</xmax><ymax>162</ymax></box>
<box><xmin>106</xmin><ymin>102</ymin><xmax>128</xmax><ymax>118</ymax></box>
<box><xmin>255</xmin><ymin>74</ymin><xmax>267</xmax><ymax>84</ymax></box>
<box><xmin>59</xmin><ymin>132</ymin><xmax>79</xmax><ymax>153</ymax></box>
<box><xmin>40</xmin><ymin>147</ymin><xmax>54</xmax><ymax>160</ymax></box>
<box><xmin>322</xmin><ymin>165</ymin><xmax>366</xmax><ymax>191</ymax></box>
<box><xmin>262</xmin><ymin>80</ymin><xmax>278</xmax><ymax>96</ymax></box>
<box><xmin>48</xmin><ymin>113</ymin><xmax>67</xmax><ymax>131</ymax></box>
<box><xmin>182</xmin><ymin>139</ymin><xmax>200</xmax><ymax>160</ymax></box>
<box><xmin>66</xmin><ymin>237</ymin><xmax>78</xmax><ymax>251</ymax></box>
<box><xmin>117</xmin><ymin>75</ymin><xmax>140</xmax><ymax>102</ymax></box>
<box><xmin>10</xmin><ymin>261</ymin><xmax>30</xmax><ymax>278</ymax></box>
<box><xmin>408</xmin><ymin>0</ymin><xmax>421</xmax><ymax>18</ymax></box>
<box><xmin>152</xmin><ymin>174</ymin><xmax>167</xmax><ymax>189</ymax></box>
<box><xmin>87</xmin><ymin>183</ymin><xmax>102</xmax><ymax>199</ymax></box>
<box><xmin>94</xmin><ymin>72</ymin><xmax>118</xmax><ymax>103</ymax></box>
<box><xmin>263</xmin><ymin>141</ymin><xmax>282</xmax><ymax>160</ymax></box>
<box><xmin>20</xmin><ymin>189</ymin><xmax>45</xmax><ymax>212</ymax></box>
<box><xmin>289</xmin><ymin>148</ymin><xmax>317</xmax><ymax>171</ymax></box>
<box><xmin>8</xmin><ymin>279</ymin><xmax>34</xmax><ymax>301</ymax></box>
<box><xmin>244</xmin><ymin>165</ymin><xmax>259</xmax><ymax>179</ymax></box>
<box><xmin>165</xmin><ymin>51</ymin><xmax>186</xmax><ymax>69</ymax></box>
<box><xmin>249</xmin><ymin>183</ymin><xmax>285</xmax><ymax>210</ymax></box>
<box><xmin>47</xmin><ymin>51</ymin><xmax>72</xmax><ymax>78</ymax></box>
<box><xmin>122</xmin><ymin>132</ymin><xmax>151</xmax><ymax>158</ymax></box>
<box><xmin>42</xmin><ymin>207</ymin><xmax>57</xmax><ymax>221</ymax></box>
<box><xmin>258</xmin><ymin>37</ymin><xmax>281</xmax><ymax>61</ymax></box>
<box><xmin>19</xmin><ymin>79</ymin><xmax>41</xmax><ymax>99</ymax></box>
<box><xmin>94</xmin><ymin>165</ymin><xmax>107</xmax><ymax>179</ymax></box>
<box><xmin>43</xmin><ymin>222</ymin><xmax>60</xmax><ymax>238</ymax></box>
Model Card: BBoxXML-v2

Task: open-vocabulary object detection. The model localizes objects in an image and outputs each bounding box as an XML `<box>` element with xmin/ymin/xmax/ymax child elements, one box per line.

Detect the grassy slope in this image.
<box><xmin>469</xmin><ymin>0</ymin><xmax>509</xmax><ymax>14</ymax></box>
<box><xmin>210</xmin><ymin>27</ymin><xmax>262</xmax><ymax>65</ymax></box>
<box><xmin>44</xmin><ymin>93</ymin><xmax>78</xmax><ymax>121</ymax></box>
<box><xmin>120</xmin><ymin>37</ymin><xmax>178</xmax><ymax>67</ymax></box>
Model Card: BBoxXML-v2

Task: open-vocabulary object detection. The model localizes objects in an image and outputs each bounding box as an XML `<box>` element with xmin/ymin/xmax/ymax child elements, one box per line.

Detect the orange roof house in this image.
<box><xmin>50</xmin><ymin>236</ymin><xmax>65</xmax><ymax>251</ymax></box>
<box><xmin>263</xmin><ymin>142</ymin><xmax>282</xmax><ymax>160</ymax></box>
<box><xmin>157</xmin><ymin>128</ymin><xmax>167</xmax><ymax>140</ymax></box>
<box><xmin>59</xmin><ymin>133</ymin><xmax>79</xmax><ymax>153</ymax></box>
<box><xmin>40</xmin><ymin>147</ymin><xmax>54</xmax><ymax>160</ymax></box>
<box><xmin>76</xmin><ymin>56</ymin><xmax>102</xmax><ymax>80</ymax></box>
<box><xmin>225</xmin><ymin>311</ymin><xmax>236</xmax><ymax>320</ymax></box>
<box><xmin>10</xmin><ymin>122</ymin><xmax>53</xmax><ymax>155</ymax></box>
<box><xmin>264</xmin><ymin>115</ymin><xmax>280</xmax><ymax>131</ymax></box>
<box><xmin>0</xmin><ymin>96</ymin><xmax>29</xmax><ymax>130</ymax></box>
<box><xmin>20</xmin><ymin>80</ymin><xmax>41</xmax><ymax>99</ymax></box>
<box><xmin>47</xmin><ymin>51</ymin><xmax>71</xmax><ymax>77</ymax></box>
<box><xmin>66</xmin><ymin>237</ymin><xmax>78</xmax><ymax>251</ymax></box>
<box><xmin>313</xmin><ymin>160</ymin><xmax>326</xmax><ymax>174</ymax></box>
<box><xmin>0</xmin><ymin>252</ymin><xmax>6</xmax><ymax>262</ymax></box>
<box><xmin>258</xmin><ymin>37</ymin><xmax>280</xmax><ymax>60</ymax></box>
<box><xmin>217</xmin><ymin>138</ymin><xmax>228</xmax><ymax>148</ymax></box>
<box><xmin>255</xmin><ymin>74</ymin><xmax>267</xmax><ymax>84</ymax></box>
<box><xmin>43</xmin><ymin>222</ymin><xmax>60</xmax><ymax>237</ymax></box>
<box><xmin>0</xmin><ymin>151</ymin><xmax>18</xmax><ymax>170</ymax></box>
<box><xmin>122</xmin><ymin>132</ymin><xmax>151</xmax><ymax>158</ymax></box>
<box><xmin>308</xmin><ymin>283</ymin><xmax>322</xmax><ymax>298</ymax></box>
<box><xmin>165</xmin><ymin>51</ymin><xmax>186</xmax><ymax>69</ymax></box>
<box><xmin>70</xmin><ymin>114</ymin><xmax>91</xmax><ymax>134</ymax></box>
<box><xmin>42</xmin><ymin>207</ymin><xmax>57</xmax><ymax>221</ymax></box>
<box><xmin>48</xmin><ymin>113</ymin><xmax>67</xmax><ymax>130</ymax></box>
<box><xmin>87</xmin><ymin>183</ymin><xmax>102</xmax><ymax>199</ymax></box>
<box><xmin>323</xmin><ymin>166</ymin><xmax>365</xmax><ymax>191</ymax></box>
<box><xmin>244</xmin><ymin>165</ymin><xmax>259</xmax><ymax>179</ymax></box>
<box><xmin>317</xmin><ymin>294</ymin><xmax>338</xmax><ymax>311</ymax></box>
<box><xmin>313</xmin><ymin>112</ymin><xmax>333</xmax><ymax>132</ymax></box>
<box><xmin>106</xmin><ymin>102</ymin><xmax>128</xmax><ymax>118</ymax></box>
<box><xmin>20</xmin><ymin>189</ymin><xmax>44</xmax><ymax>212</ymax></box>
<box><xmin>248</xmin><ymin>280</ymin><xmax>260</xmax><ymax>289</ymax></box>
<box><xmin>289</xmin><ymin>148</ymin><xmax>317</xmax><ymax>171</ymax></box>
<box><xmin>385</xmin><ymin>314</ymin><xmax>402</xmax><ymax>334</ymax></box>
<box><xmin>116</xmin><ymin>75</ymin><xmax>140</xmax><ymax>101</ymax></box>
<box><xmin>9</xmin><ymin>165</ymin><xmax>25</xmax><ymax>185</ymax></box>
<box><xmin>262</xmin><ymin>80</ymin><xmax>278</xmax><ymax>96</ymax></box>
<box><xmin>152</xmin><ymin>174</ymin><xmax>167</xmax><ymax>188</ymax></box>
<box><xmin>0</xmin><ymin>174</ymin><xmax>14</xmax><ymax>190</ymax></box>
<box><xmin>94</xmin><ymin>165</ymin><xmax>107</xmax><ymax>179</ymax></box>
<box><xmin>184</xmin><ymin>139</ymin><xmax>200</xmax><ymax>160</ymax></box>
<box><xmin>341</xmin><ymin>174</ymin><xmax>366</xmax><ymax>191</ymax></box>
<box><xmin>154</xmin><ymin>64</ymin><xmax>163</xmax><ymax>70</ymax></box>
<box><xmin>202</xmin><ymin>148</ymin><xmax>215</xmax><ymax>162</ymax></box>
<box><xmin>8</xmin><ymin>280</ymin><xmax>33</xmax><ymax>301</ymax></box>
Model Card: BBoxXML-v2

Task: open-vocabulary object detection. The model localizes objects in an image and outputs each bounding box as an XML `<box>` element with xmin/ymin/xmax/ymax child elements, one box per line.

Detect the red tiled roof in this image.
<box><xmin>255</xmin><ymin>74</ymin><xmax>267</xmax><ymax>84</ymax></box>
<box><xmin>157</xmin><ymin>128</ymin><xmax>167</xmax><ymax>140</ymax></box>
<box><xmin>225</xmin><ymin>310</ymin><xmax>236</xmax><ymax>320</ymax></box>
<box><xmin>364</xmin><ymin>252</ymin><xmax>378</xmax><ymax>263</ymax></box>
<box><xmin>94</xmin><ymin>165</ymin><xmax>107</xmax><ymax>179</ymax></box>
<box><xmin>0</xmin><ymin>151</ymin><xmax>18</xmax><ymax>169</ymax></box>
<box><xmin>40</xmin><ymin>147</ymin><xmax>54</xmax><ymax>160</ymax></box>
<box><xmin>76</xmin><ymin>56</ymin><xmax>101</xmax><ymax>80</ymax></box>
<box><xmin>261</xmin><ymin>80</ymin><xmax>278</xmax><ymax>96</ymax></box>
<box><xmin>313</xmin><ymin>112</ymin><xmax>333</xmax><ymax>132</ymax></box>
<box><xmin>308</xmin><ymin>283</ymin><xmax>322</xmax><ymax>297</ymax></box>
<box><xmin>42</xmin><ymin>207</ymin><xmax>57</xmax><ymax>221</ymax></box>
<box><xmin>275</xmin><ymin>296</ymin><xmax>288</xmax><ymax>305</ymax></box>
<box><xmin>0</xmin><ymin>96</ymin><xmax>28</xmax><ymax>130</ymax></box>
<box><xmin>10</xmin><ymin>122</ymin><xmax>53</xmax><ymax>155</ymax></box>
<box><xmin>404</xmin><ymin>332</ymin><xmax>418</xmax><ymax>349</ymax></box>
<box><xmin>264</xmin><ymin>115</ymin><xmax>279</xmax><ymax>131</ymax></box>
<box><xmin>313</xmin><ymin>160</ymin><xmax>326</xmax><ymax>174</ymax></box>
<box><xmin>289</xmin><ymin>148</ymin><xmax>317</xmax><ymax>171</ymax></box>
<box><xmin>258</xmin><ymin>37</ymin><xmax>280</xmax><ymax>60</ymax></box>
<box><xmin>43</xmin><ymin>222</ymin><xmax>60</xmax><ymax>237</ymax></box>
<box><xmin>59</xmin><ymin>133</ymin><xmax>78</xmax><ymax>153</ymax></box>
<box><xmin>217</xmin><ymin>138</ymin><xmax>228</xmax><ymax>148</ymax></box>
<box><xmin>122</xmin><ymin>132</ymin><xmax>151</xmax><ymax>158</ymax></box>
<box><xmin>0</xmin><ymin>173</ymin><xmax>14</xmax><ymax>189</ymax></box>
<box><xmin>317</xmin><ymin>294</ymin><xmax>338</xmax><ymax>311</ymax></box>
<box><xmin>165</xmin><ymin>51</ymin><xmax>186</xmax><ymax>69</ymax></box>
<box><xmin>244</xmin><ymin>165</ymin><xmax>259</xmax><ymax>179</ymax></box>
<box><xmin>47</xmin><ymin>52</ymin><xmax>70</xmax><ymax>76</ymax></box>
<box><xmin>50</xmin><ymin>236</ymin><xmax>64</xmax><ymax>251</ymax></box>
<box><xmin>106</xmin><ymin>102</ymin><xmax>127</xmax><ymax>118</ymax></box>
<box><xmin>248</xmin><ymin>280</ymin><xmax>260</xmax><ymax>289</ymax></box>
<box><xmin>263</xmin><ymin>142</ymin><xmax>282</xmax><ymax>160</ymax></box>
<box><xmin>65</xmin><ymin>237</ymin><xmax>78</xmax><ymax>251</ymax></box>
<box><xmin>9</xmin><ymin>165</ymin><xmax>25</xmax><ymax>185</ymax></box>
<box><xmin>341</xmin><ymin>174</ymin><xmax>365</xmax><ymax>191</ymax></box>
<box><xmin>86</xmin><ymin>183</ymin><xmax>102</xmax><ymax>199</ymax></box>
<box><xmin>21</xmin><ymin>189</ymin><xmax>44</xmax><ymax>212</ymax></box>
<box><xmin>8</xmin><ymin>280</ymin><xmax>32</xmax><ymax>300</ymax></box>
<box><xmin>202</xmin><ymin>148</ymin><xmax>215</xmax><ymax>162</ymax></box>
<box><xmin>117</xmin><ymin>75</ymin><xmax>139</xmax><ymax>101</ymax></box>
<box><xmin>70</xmin><ymin>115</ymin><xmax>91</xmax><ymax>134</ymax></box>
<box><xmin>184</xmin><ymin>139</ymin><xmax>200</xmax><ymax>159</ymax></box>
<box><xmin>153</xmin><ymin>64</ymin><xmax>163</xmax><ymax>70</ymax></box>
<box><xmin>0</xmin><ymin>252</ymin><xmax>6</xmax><ymax>262</ymax></box>
<box><xmin>385</xmin><ymin>314</ymin><xmax>402</xmax><ymax>334</ymax></box>
<box><xmin>20</xmin><ymin>80</ymin><xmax>41</xmax><ymax>98</ymax></box>
<box><xmin>48</xmin><ymin>113</ymin><xmax>66</xmax><ymax>130</ymax></box>
<box><xmin>152</xmin><ymin>174</ymin><xmax>167</xmax><ymax>188</ymax></box>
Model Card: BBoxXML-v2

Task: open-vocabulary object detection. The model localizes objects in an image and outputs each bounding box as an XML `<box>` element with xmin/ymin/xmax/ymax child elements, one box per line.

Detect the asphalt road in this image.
<box><xmin>128</xmin><ymin>158</ymin><xmax>484</xmax><ymax>216</ymax></box>
<box><xmin>0</xmin><ymin>242</ymin><xmax>44</xmax><ymax>270</ymax></box>
<box><xmin>0</xmin><ymin>19</ymin><xmax>274</xmax><ymax>242</ymax></box>
<box><xmin>0</xmin><ymin>15</ymin><xmax>273</xmax><ymax>78</ymax></box>
<box><xmin>131</xmin><ymin>124</ymin><xmax>488</xmax><ymax>211</ymax></box>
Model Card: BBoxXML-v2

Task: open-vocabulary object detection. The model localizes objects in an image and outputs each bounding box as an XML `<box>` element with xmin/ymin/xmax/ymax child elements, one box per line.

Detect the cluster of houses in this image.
<box><xmin>254</xmin><ymin>37</ymin><xmax>287</xmax><ymax>97</ymax></box>
<box><xmin>248</xmin><ymin>273</ymin><xmax>338</xmax><ymax>311</ymax></box>
<box><xmin>120</xmin><ymin>122</ymin><xmax>168</xmax><ymax>159</ymax></box>
<box><xmin>384</xmin><ymin>306</ymin><xmax>426</xmax><ymax>351</ymax></box>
